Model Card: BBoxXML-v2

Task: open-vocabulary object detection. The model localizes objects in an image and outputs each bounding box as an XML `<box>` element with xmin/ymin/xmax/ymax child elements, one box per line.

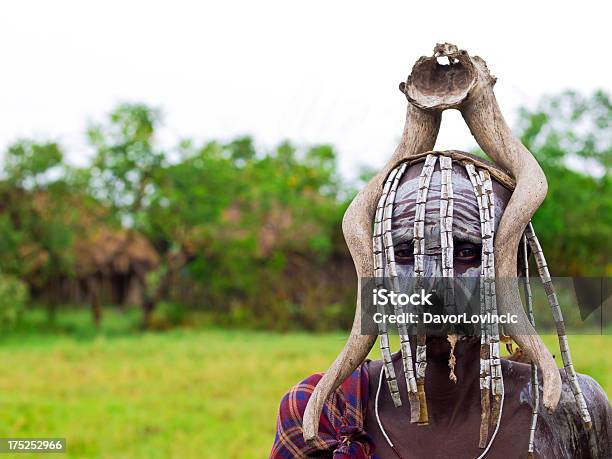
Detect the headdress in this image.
<box><xmin>302</xmin><ymin>44</ymin><xmax>591</xmax><ymax>454</ymax></box>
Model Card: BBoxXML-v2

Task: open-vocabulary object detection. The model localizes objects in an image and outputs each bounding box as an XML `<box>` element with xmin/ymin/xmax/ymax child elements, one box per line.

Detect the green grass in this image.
<box><xmin>0</xmin><ymin>308</ymin><xmax>609</xmax><ymax>458</ymax></box>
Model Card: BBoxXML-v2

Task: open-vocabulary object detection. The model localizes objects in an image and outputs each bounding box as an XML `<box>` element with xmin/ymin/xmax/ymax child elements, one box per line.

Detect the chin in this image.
<box><xmin>425</xmin><ymin>334</ymin><xmax>479</xmax><ymax>358</ymax></box>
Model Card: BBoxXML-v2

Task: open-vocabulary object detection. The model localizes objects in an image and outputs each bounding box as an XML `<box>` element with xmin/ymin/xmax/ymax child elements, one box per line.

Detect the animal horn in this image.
<box><xmin>302</xmin><ymin>104</ymin><xmax>441</xmax><ymax>443</ymax></box>
<box><xmin>405</xmin><ymin>42</ymin><xmax>561</xmax><ymax>411</ymax></box>
<box><xmin>304</xmin><ymin>42</ymin><xmax>562</xmax><ymax>443</ymax></box>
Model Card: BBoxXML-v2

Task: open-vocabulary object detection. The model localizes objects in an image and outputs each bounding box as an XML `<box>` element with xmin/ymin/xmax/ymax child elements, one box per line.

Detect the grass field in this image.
<box><xmin>0</xmin><ymin>308</ymin><xmax>609</xmax><ymax>458</ymax></box>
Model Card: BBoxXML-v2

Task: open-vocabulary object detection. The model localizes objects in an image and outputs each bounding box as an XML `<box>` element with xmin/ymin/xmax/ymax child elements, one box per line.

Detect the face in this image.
<box><xmin>382</xmin><ymin>160</ymin><xmax>513</xmax><ymax>340</ymax></box>
<box><xmin>390</xmin><ymin>161</ymin><xmax>511</xmax><ymax>278</ymax></box>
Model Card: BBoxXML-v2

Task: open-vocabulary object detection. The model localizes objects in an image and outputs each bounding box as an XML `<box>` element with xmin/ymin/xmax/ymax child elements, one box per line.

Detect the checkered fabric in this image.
<box><xmin>270</xmin><ymin>363</ymin><xmax>374</xmax><ymax>458</ymax></box>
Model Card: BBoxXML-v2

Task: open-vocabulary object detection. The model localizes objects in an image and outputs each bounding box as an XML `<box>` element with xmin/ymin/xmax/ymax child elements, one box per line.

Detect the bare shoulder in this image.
<box><xmin>536</xmin><ymin>366</ymin><xmax>610</xmax><ymax>457</ymax></box>
<box><xmin>564</xmin><ymin>372</ymin><xmax>611</xmax><ymax>431</ymax></box>
<box><xmin>572</xmin><ymin>373</ymin><xmax>610</xmax><ymax>411</ymax></box>
<box><xmin>501</xmin><ymin>358</ymin><xmax>610</xmax><ymax>457</ymax></box>
<box><xmin>554</xmin><ymin>369</ymin><xmax>610</xmax><ymax>420</ymax></box>
<box><xmin>502</xmin><ymin>358</ymin><xmax>610</xmax><ymax>417</ymax></box>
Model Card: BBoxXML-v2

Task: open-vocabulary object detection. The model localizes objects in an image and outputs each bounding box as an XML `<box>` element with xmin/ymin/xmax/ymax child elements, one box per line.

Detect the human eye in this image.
<box><xmin>454</xmin><ymin>242</ymin><xmax>481</xmax><ymax>263</ymax></box>
<box><xmin>394</xmin><ymin>241</ymin><xmax>414</xmax><ymax>264</ymax></box>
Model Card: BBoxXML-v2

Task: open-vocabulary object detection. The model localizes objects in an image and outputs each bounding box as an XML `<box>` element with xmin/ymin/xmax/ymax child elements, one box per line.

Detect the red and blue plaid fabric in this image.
<box><xmin>270</xmin><ymin>363</ymin><xmax>375</xmax><ymax>458</ymax></box>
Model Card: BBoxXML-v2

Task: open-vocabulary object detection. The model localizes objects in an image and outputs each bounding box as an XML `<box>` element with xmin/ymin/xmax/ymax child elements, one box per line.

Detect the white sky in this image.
<box><xmin>0</xmin><ymin>1</ymin><xmax>609</xmax><ymax>179</ymax></box>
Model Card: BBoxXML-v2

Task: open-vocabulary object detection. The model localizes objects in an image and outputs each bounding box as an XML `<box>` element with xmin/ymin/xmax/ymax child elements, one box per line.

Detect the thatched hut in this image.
<box><xmin>73</xmin><ymin>228</ymin><xmax>160</xmax><ymax>307</ymax></box>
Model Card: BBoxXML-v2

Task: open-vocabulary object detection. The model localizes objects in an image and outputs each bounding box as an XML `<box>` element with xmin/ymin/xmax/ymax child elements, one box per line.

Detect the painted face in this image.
<box><xmin>379</xmin><ymin>160</ymin><xmax>514</xmax><ymax>338</ymax></box>
<box><xmin>391</xmin><ymin>161</ymin><xmax>511</xmax><ymax>278</ymax></box>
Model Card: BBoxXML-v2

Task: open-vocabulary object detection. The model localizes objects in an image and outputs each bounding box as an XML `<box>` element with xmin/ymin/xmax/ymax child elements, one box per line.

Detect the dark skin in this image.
<box><xmin>364</xmin><ymin>163</ymin><xmax>611</xmax><ymax>458</ymax></box>
<box><xmin>367</xmin><ymin>340</ymin><xmax>533</xmax><ymax>459</ymax></box>
<box><xmin>366</xmin><ymin>345</ymin><xmax>611</xmax><ymax>458</ymax></box>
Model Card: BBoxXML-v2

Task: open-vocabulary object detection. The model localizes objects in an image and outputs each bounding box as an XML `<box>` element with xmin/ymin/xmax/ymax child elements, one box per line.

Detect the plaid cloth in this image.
<box><xmin>270</xmin><ymin>362</ymin><xmax>375</xmax><ymax>458</ymax></box>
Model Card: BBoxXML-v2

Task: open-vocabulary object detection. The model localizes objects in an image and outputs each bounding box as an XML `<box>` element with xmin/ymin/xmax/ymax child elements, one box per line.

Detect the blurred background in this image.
<box><xmin>0</xmin><ymin>1</ymin><xmax>610</xmax><ymax>457</ymax></box>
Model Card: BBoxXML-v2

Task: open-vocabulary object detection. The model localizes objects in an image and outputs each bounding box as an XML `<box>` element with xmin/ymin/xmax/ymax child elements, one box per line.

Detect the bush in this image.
<box><xmin>0</xmin><ymin>274</ymin><xmax>28</xmax><ymax>328</ymax></box>
<box><xmin>148</xmin><ymin>301</ymin><xmax>187</xmax><ymax>330</ymax></box>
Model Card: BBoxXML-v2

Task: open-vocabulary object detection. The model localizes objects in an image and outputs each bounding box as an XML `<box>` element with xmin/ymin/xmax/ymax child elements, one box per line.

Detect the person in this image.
<box><xmin>270</xmin><ymin>44</ymin><xmax>611</xmax><ymax>458</ymax></box>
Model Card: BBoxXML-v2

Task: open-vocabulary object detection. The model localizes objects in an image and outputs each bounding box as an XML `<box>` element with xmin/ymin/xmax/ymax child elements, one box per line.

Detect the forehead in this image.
<box><xmin>391</xmin><ymin>160</ymin><xmax>511</xmax><ymax>243</ymax></box>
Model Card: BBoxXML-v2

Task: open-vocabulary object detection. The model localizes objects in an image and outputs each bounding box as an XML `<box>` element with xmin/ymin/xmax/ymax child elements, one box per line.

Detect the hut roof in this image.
<box><xmin>74</xmin><ymin>228</ymin><xmax>160</xmax><ymax>277</ymax></box>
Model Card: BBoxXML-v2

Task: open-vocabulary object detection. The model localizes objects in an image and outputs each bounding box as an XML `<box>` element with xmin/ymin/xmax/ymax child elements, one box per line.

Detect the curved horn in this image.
<box><xmin>302</xmin><ymin>104</ymin><xmax>441</xmax><ymax>443</ymax></box>
<box><xmin>405</xmin><ymin>43</ymin><xmax>561</xmax><ymax>411</ymax></box>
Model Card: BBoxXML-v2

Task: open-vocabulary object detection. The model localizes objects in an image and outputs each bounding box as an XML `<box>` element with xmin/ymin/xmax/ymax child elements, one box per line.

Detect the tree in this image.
<box><xmin>88</xmin><ymin>103</ymin><xmax>164</xmax><ymax>228</ymax></box>
<box><xmin>144</xmin><ymin>136</ymin><xmax>351</xmax><ymax>329</ymax></box>
<box><xmin>517</xmin><ymin>90</ymin><xmax>611</xmax><ymax>276</ymax></box>
<box><xmin>85</xmin><ymin>104</ymin><xmax>165</xmax><ymax>324</ymax></box>
<box><xmin>0</xmin><ymin>141</ymin><xmax>76</xmax><ymax>287</ymax></box>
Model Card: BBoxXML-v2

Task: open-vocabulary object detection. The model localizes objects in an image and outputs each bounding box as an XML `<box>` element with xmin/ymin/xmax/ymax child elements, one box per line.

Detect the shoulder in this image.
<box><xmin>502</xmin><ymin>358</ymin><xmax>610</xmax><ymax>420</ymax></box>
<box><xmin>275</xmin><ymin>372</ymin><xmax>325</xmax><ymax>434</ymax></box>
<box><xmin>500</xmin><ymin>358</ymin><xmax>608</xmax><ymax>402</ymax></box>
<box><xmin>547</xmin><ymin>372</ymin><xmax>611</xmax><ymax>457</ymax></box>
<box><xmin>572</xmin><ymin>373</ymin><xmax>610</xmax><ymax>411</ymax></box>
<box><xmin>495</xmin><ymin>359</ymin><xmax>611</xmax><ymax>457</ymax></box>
<box><xmin>555</xmin><ymin>371</ymin><xmax>611</xmax><ymax>424</ymax></box>
<box><xmin>270</xmin><ymin>365</ymin><xmax>373</xmax><ymax>458</ymax></box>
<box><xmin>563</xmin><ymin>372</ymin><xmax>612</xmax><ymax>441</ymax></box>
<box><xmin>525</xmin><ymin>367</ymin><xmax>611</xmax><ymax>458</ymax></box>
<box><xmin>270</xmin><ymin>373</ymin><xmax>326</xmax><ymax>457</ymax></box>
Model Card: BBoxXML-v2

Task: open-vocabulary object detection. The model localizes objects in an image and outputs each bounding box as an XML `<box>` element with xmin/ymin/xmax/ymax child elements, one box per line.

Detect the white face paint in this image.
<box><xmin>379</xmin><ymin>160</ymin><xmax>512</xmax><ymax>333</ymax></box>
<box><xmin>389</xmin><ymin>161</ymin><xmax>510</xmax><ymax>278</ymax></box>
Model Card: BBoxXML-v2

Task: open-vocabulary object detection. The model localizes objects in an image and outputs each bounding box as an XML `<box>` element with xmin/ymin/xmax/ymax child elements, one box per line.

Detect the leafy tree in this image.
<box><xmin>0</xmin><ymin>273</ymin><xmax>28</xmax><ymax>328</ymax></box>
<box><xmin>0</xmin><ymin>141</ymin><xmax>76</xmax><ymax>284</ymax></box>
<box><xmin>519</xmin><ymin>90</ymin><xmax>610</xmax><ymax>174</ymax></box>
<box><xmin>145</xmin><ymin>136</ymin><xmax>350</xmax><ymax>329</ymax></box>
<box><xmin>517</xmin><ymin>90</ymin><xmax>611</xmax><ymax>276</ymax></box>
<box><xmin>3</xmin><ymin>140</ymin><xmax>63</xmax><ymax>188</ymax></box>
<box><xmin>87</xmin><ymin>103</ymin><xmax>164</xmax><ymax>228</ymax></box>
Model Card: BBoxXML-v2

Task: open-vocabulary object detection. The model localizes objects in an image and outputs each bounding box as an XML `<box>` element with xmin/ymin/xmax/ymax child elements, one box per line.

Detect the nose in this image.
<box><xmin>422</xmin><ymin>253</ymin><xmax>443</xmax><ymax>278</ymax></box>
